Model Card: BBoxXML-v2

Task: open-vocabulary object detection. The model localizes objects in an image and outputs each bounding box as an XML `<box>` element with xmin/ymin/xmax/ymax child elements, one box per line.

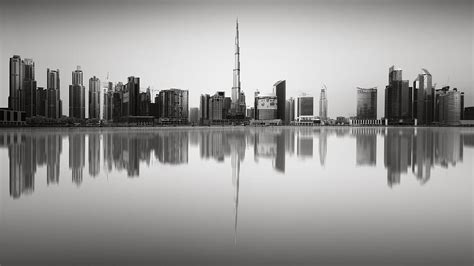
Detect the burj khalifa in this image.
<box><xmin>231</xmin><ymin>18</ymin><xmax>245</xmax><ymax>117</ymax></box>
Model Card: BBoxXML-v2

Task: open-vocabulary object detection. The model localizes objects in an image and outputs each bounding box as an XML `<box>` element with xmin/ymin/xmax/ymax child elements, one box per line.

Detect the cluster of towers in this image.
<box><xmin>356</xmin><ymin>66</ymin><xmax>465</xmax><ymax>126</ymax></box>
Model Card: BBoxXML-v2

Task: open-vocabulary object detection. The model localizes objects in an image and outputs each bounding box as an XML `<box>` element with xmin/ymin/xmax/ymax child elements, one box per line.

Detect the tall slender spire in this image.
<box><xmin>231</xmin><ymin>18</ymin><xmax>241</xmax><ymax>115</ymax></box>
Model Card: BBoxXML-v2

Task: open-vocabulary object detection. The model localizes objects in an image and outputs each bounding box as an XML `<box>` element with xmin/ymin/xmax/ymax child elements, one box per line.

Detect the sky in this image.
<box><xmin>0</xmin><ymin>0</ymin><xmax>472</xmax><ymax>118</ymax></box>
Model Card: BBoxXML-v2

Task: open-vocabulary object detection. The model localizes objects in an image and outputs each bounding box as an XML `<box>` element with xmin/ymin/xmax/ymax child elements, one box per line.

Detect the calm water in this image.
<box><xmin>0</xmin><ymin>127</ymin><xmax>472</xmax><ymax>265</ymax></box>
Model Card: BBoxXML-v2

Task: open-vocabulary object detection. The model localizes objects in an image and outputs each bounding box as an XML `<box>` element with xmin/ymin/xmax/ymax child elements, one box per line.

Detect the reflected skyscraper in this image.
<box><xmin>411</xmin><ymin>129</ymin><xmax>434</xmax><ymax>184</ymax></box>
<box><xmin>8</xmin><ymin>134</ymin><xmax>36</xmax><ymax>199</ymax></box>
<box><xmin>384</xmin><ymin>128</ymin><xmax>413</xmax><ymax>187</ymax></box>
<box><xmin>275</xmin><ymin>131</ymin><xmax>286</xmax><ymax>172</ymax></box>
<box><xmin>69</xmin><ymin>133</ymin><xmax>85</xmax><ymax>185</ymax></box>
<box><xmin>297</xmin><ymin>130</ymin><xmax>313</xmax><ymax>158</ymax></box>
<box><xmin>46</xmin><ymin>134</ymin><xmax>62</xmax><ymax>184</ymax></box>
<box><xmin>355</xmin><ymin>128</ymin><xmax>377</xmax><ymax>166</ymax></box>
<box><xmin>318</xmin><ymin>129</ymin><xmax>327</xmax><ymax>166</ymax></box>
<box><xmin>88</xmin><ymin>134</ymin><xmax>100</xmax><ymax>177</ymax></box>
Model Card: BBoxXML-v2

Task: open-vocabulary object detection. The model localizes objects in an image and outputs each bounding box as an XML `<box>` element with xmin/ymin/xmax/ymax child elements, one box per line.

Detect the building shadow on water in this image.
<box><xmin>1</xmin><ymin>127</ymin><xmax>471</xmax><ymax>199</ymax></box>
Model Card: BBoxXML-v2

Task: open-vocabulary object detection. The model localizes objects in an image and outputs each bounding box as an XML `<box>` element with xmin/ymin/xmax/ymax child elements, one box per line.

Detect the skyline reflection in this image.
<box><xmin>1</xmin><ymin>127</ymin><xmax>472</xmax><ymax>199</ymax></box>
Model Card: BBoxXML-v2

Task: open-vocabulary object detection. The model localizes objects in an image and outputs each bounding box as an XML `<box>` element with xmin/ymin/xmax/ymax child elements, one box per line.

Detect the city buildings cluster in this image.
<box><xmin>1</xmin><ymin>19</ymin><xmax>472</xmax><ymax>127</ymax></box>
<box><xmin>355</xmin><ymin>66</ymin><xmax>468</xmax><ymax>126</ymax></box>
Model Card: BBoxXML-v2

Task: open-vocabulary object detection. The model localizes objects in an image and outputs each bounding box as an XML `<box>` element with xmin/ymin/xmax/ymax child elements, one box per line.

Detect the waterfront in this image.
<box><xmin>0</xmin><ymin>127</ymin><xmax>472</xmax><ymax>265</ymax></box>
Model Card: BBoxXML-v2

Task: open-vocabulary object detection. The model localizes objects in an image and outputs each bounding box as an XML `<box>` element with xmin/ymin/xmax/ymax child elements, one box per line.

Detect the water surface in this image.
<box><xmin>0</xmin><ymin>127</ymin><xmax>472</xmax><ymax>265</ymax></box>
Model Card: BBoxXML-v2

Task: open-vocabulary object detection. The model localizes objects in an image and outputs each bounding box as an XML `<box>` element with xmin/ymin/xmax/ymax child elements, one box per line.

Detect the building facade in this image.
<box><xmin>69</xmin><ymin>66</ymin><xmax>85</xmax><ymax>119</ymax></box>
<box><xmin>46</xmin><ymin>68</ymin><xmax>61</xmax><ymax>119</ymax></box>
<box><xmin>413</xmin><ymin>68</ymin><xmax>434</xmax><ymax>125</ymax></box>
<box><xmin>436</xmin><ymin>87</ymin><xmax>464</xmax><ymax>125</ymax></box>
<box><xmin>23</xmin><ymin>59</ymin><xmax>37</xmax><ymax>118</ymax></box>
<box><xmin>385</xmin><ymin>66</ymin><xmax>412</xmax><ymax>124</ymax></box>
<box><xmin>156</xmin><ymin>88</ymin><xmax>189</xmax><ymax>123</ymax></box>
<box><xmin>88</xmin><ymin>76</ymin><xmax>101</xmax><ymax>119</ymax></box>
<box><xmin>256</xmin><ymin>94</ymin><xmax>277</xmax><ymax>120</ymax></box>
<box><xmin>199</xmin><ymin>94</ymin><xmax>210</xmax><ymax>124</ymax></box>
<box><xmin>297</xmin><ymin>95</ymin><xmax>314</xmax><ymax>119</ymax></box>
<box><xmin>319</xmin><ymin>85</ymin><xmax>328</xmax><ymax>121</ymax></box>
<box><xmin>274</xmin><ymin>80</ymin><xmax>286</xmax><ymax>123</ymax></box>
<box><xmin>9</xmin><ymin>55</ymin><xmax>23</xmax><ymax>112</ymax></box>
<box><xmin>357</xmin><ymin>87</ymin><xmax>377</xmax><ymax>120</ymax></box>
<box><xmin>209</xmin><ymin>91</ymin><xmax>226</xmax><ymax>121</ymax></box>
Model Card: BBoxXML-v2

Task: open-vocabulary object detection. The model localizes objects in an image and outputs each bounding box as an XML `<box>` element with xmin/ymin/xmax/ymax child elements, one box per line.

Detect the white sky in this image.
<box><xmin>0</xmin><ymin>0</ymin><xmax>472</xmax><ymax>118</ymax></box>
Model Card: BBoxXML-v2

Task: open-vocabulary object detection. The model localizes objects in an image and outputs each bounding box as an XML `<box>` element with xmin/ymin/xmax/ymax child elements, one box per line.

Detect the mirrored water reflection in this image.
<box><xmin>0</xmin><ymin>127</ymin><xmax>472</xmax><ymax>264</ymax></box>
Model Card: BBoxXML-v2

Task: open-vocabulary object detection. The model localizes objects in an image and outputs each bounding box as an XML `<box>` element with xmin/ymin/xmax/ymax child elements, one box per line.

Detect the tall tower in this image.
<box><xmin>231</xmin><ymin>18</ymin><xmax>241</xmax><ymax>115</ymax></box>
<box><xmin>69</xmin><ymin>66</ymin><xmax>85</xmax><ymax>119</ymax></box>
<box><xmin>319</xmin><ymin>85</ymin><xmax>328</xmax><ymax>121</ymax></box>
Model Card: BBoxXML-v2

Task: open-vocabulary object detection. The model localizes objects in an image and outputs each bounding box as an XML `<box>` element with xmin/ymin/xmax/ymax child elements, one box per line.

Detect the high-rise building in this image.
<box><xmin>209</xmin><ymin>91</ymin><xmax>226</xmax><ymax>121</ymax></box>
<box><xmin>385</xmin><ymin>66</ymin><xmax>412</xmax><ymax>124</ymax></box>
<box><xmin>319</xmin><ymin>85</ymin><xmax>328</xmax><ymax>121</ymax></box>
<box><xmin>23</xmin><ymin>59</ymin><xmax>37</xmax><ymax>118</ymax></box>
<box><xmin>103</xmin><ymin>81</ymin><xmax>113</xmax><ymax>120</ymax></box>
<box><xmin>287</xmin><ymin>97</ymin><xmax>295</xmax><ymax>123</ymax></box>
<box><xmin>46</xmin><ymin>68</ymin><xmax>61</xmax><ymax>119</ymax></box>
<box><xmin>88</xmin><ymin>76</ymin><xmax>101</xmax><ymax>119</ymax></box>
<box><xmin>126</xmin><ymin>76</ymin><xmax>140</xmax><ymax>117</ymax></box>
<box><xmin>274</xmin><ymin>80</ymin><xmax>286</xmax><ymax>123</ymax></box>
<box><xmin>199</xmin><ymin>94</ymin><xmax>210</xmax><ymax>124</ymax></box>
<box><xmin>9</xmin><ymin>55</ymin><xmax>23</xmax><ymax>111</ymax></box>
<box><xmin>297</xmin><ymin>94</ymin><xmax>314</xmax><ymax>119</ymax></box>
<box><xmin>436</xmin><ymin>87</ymin><xmax>464</xmax><ymax>125</ymax></box>
<box><xmin>256</xmin><ymin>93</ymin><xmax>277</xmax><ymax>120</ymax></box>
<box><xmin>139</xmin><ymin>87</ymin><xmax>151</xmax><ymax>116</ymax></box>
<box><xmin>413</xmin><ymin>69</ymin><xmax>434</xmax><ymax>125</ymax></box>
<box><xmin>36</xmin><ymin>87</ymin><xmax>46</xmax><ymax>116</ymax></box>
<box><xmin>356</xmin><ymin>87</ymin><xmax>377</xmax><ymax>120</ymax></box>
<box><xmin>231</xmin><ymin>19</ymin><xmax>245</xmax><ymax>116</ymax></box>
<box><xmin>156</xmin><ymin>88</ymin><xmax>189</xmax><ymax>123</ymax></box>
<box><xmin>69</xmin><ymin>66</ymin><xmax>85</xmax><ymax>119</ymax></box>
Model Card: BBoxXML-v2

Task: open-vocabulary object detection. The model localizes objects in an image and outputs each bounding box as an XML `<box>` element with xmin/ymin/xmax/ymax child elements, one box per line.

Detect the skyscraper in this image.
<box><xmin>69</xmin><ymin>66</ymin><xmax>85</xmax><ymax>119</ymax></box>
<box><xmin>413</xmin><ymin>69</ymin><xmax>434</xmax><ymax>125</ymax></box>
<box><xmin>231</xmin><ymin>19</ymin><xmax>245</xmax><ymax>116</ymax></box>
<box><xmin>274</xmin><ymin>80</ymin><xmax>286</xmax><ymax>123</ymax></box>
<box><xmin>287</xmin><ymin>97</ymin><xmax>295</xmax><ymax>123</ymax></box>
<box><xmin>156</xmin><ymin>88</ymin><xmax>189</xmax><ymax>123</ymax></box>
<box><xmin>9</xmin><ymin>55</ymin><xmax>23</xmax><ymax>111</ymax></box>
<box><xmin>209</xmin><ymin>91</ymin><xmax>226</xmax><ymax>121</ymax></box>
<box><xmin>385</xmin><ymin>66</ymin><xmax>412</xmax><ymax>124</ymax></box>
<box><xmin>23</xmin><ymin>58</ymin><xmax>37</xmax><ymax>118</ymax></box>
<box><xmin>436</xmin><ymin>87</ymin><xmax>463</xmax><ymax>125</ymax></box>
<box><xmin>255</xmin><ymin>93</ymin><xmax>277</xmax><ymax>120</ymax></box>
<box><xmin>36</xmin><ymin>87</ymin><xmax>46</xmax><ymax>116</ymax></box>
<box><xmin>319</xmin><ymin>85</ymin><xmax>328</xmax><ymax>121</ymax></box>
<box><xmin>46</xmin><ymin>68</ymin><xmax>61</xmax><ymax>119</ymax></box>
<box><xmin>199</xmin><ymin>94</ymin><xmax>210</xmax><ymax>124</ymax></box>
<box><xmin>297</xmin><ymin>94</ymin><xmax>314</xmax><ymax>119</ymax></box>
<box><xmin>88</xmin><ymin>76</ymin><xmax>101</xmax><ymax>119</ymax></box>
<box><xmin>356</xmin><ymin>87</ymin><xmax>377</xmax><ymax>120</ymax></box>
<box><xmin>126</xmin><ymin>76</ymin><xmax>140</xmax><ymax>117</ymax></box>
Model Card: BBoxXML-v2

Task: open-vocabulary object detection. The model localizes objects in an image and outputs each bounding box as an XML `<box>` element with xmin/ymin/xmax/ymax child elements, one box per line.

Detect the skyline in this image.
<box><xmin>1</xmin><ymin>0</ymin><xmax>473</xmax><ymax>118</ymax></box>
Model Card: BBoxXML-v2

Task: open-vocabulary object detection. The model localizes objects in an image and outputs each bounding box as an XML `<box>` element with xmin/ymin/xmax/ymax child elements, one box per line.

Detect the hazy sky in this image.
<box><xmin>0</xmin><ymin>0</ymin><xmax>472</xmax><ymax>117</ymax></box>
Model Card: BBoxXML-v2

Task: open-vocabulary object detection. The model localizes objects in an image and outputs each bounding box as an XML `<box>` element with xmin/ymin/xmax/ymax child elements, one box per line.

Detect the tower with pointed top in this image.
<box><xmin>231</xmin><ymin>18</ymin><xmax>243</xmax><ymax>116</ymax></box>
